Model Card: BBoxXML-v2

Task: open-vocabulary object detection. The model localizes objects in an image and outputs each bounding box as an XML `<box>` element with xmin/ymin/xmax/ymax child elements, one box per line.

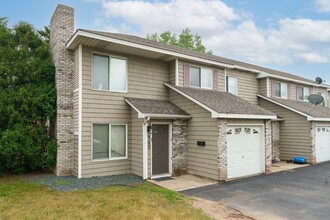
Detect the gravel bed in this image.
<box><xmin>30</xmin><ymin>173</ymin><xmax>144</xmax><ymax>192</ymax></box>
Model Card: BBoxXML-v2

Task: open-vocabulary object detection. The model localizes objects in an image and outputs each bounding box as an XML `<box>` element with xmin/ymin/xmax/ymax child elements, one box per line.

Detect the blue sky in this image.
<box><xmin>1</xmin><ymin>0</ymin><xmax>330</xmax><ymax>83</ymax></box>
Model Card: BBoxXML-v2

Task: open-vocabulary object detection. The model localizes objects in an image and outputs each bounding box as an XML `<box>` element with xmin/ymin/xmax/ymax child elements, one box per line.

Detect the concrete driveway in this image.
<box><xmin>182</xmin><ymin>162</ymin><xmax>330</xmax><ymax>220</ymax></box>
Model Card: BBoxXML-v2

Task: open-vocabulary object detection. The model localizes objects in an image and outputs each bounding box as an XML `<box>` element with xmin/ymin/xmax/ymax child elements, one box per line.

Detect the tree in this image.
<box><xmin>147</xmin><ymin>28</ymin><xmax>212</xmax><ymax>54</ymax></box>
<box><xmin>0</xmin><ymin>18</ymin><xmax>57</xmax><ymax>174</ymax></box>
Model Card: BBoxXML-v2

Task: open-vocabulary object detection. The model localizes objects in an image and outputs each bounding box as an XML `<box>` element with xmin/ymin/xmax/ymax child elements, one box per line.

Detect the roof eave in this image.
<box><xmin>307</xmin><ymin>117</ymin><xmax>330</xmax><ymax>122</ymax></box>
<box><xmin>212</xmin><ymin>112</ymin><xmax>276</xmax><ymax>120</ymax></box>
<box><xmin>66</xmin><ymin>30</ymin><xmax>235</xmax><ymax>69</ymax></box>
<box><xmin>257</xmin><ymin>72</ymin><xmax>328</xmax><ymax>88</ymax></box>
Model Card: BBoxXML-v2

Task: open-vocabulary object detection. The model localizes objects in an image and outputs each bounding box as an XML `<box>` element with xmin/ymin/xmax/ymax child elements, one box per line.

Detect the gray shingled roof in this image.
<box><xmin>80</xmin><ymin>29</ymin><xmax>317</xmax><ymax>84</ymax></box>
<box><xmin>165</xmin><ymin>83</ymin><xmax>276</xmax><ymax>116</ymax></box>
<box><xmin>258</xmin><ymin>95</ymin><xmax>330</xmax><ymax>118</ymax></box>
<box><xmin>125</xmin><ymin>97</ymin><xmax>189</xmax><ymax>116</ymax></box>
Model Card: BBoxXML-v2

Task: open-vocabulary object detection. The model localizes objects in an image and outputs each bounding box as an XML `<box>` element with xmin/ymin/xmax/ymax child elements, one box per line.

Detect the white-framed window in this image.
<box><xmin>189</xmin><ymin>66</ymin><xmax>213</xmax><ymax>89</ymax></box>
<box><xmin>92</xmin><ymin>53</ymin><xmax>127</xmax><ymax>92</ymax></box>
<box><xmin>226</xmin><ymin>76</ymin><xmax>237</xmax><ymax>95</ymax></box>
<box><xmin>274</xmin><ymin>82</ymin><xmax>287</xmax><ymax>98</ymax></box>
<box><xmin>92</xmin><ymin>124</ymin><xmax>128</xmax><ymax>161</ymax></box>
<box><xmin>297</xmin><ymin>86</ymin><xmax>309</xmax><ymax>101</ymax></box>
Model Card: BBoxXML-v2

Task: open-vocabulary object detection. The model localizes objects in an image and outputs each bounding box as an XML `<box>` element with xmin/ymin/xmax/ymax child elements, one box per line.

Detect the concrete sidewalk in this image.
<box><xmin>148</xmin><ymin>174</ymin><xmax>217</xmax><ymax>191</ymax></box>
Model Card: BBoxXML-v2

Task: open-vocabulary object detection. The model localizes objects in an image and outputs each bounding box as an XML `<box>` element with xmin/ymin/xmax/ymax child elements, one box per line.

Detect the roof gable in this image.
<box><xmin>166</xmin><ymin>83</ymin><xmax>276</xmax><ymax>119</ymax></box>
<box><xmin>258</xmin><ymin>95</ymin><xmax>330</xmax><ymax>121</ymax></box>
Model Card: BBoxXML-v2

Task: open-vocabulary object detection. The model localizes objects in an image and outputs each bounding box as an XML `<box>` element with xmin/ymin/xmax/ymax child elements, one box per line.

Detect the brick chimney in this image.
<box><xmin>50</xmin><ymin>5</ymin><xmax>74</xmax><ymax>176</ymax></box>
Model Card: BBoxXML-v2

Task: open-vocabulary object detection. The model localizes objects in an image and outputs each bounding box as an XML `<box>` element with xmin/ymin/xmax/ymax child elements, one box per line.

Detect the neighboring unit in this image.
<box><xmin>50</xmin><ymin>5</ymin><xmax>330</xmax><ymax>181</ymax></box>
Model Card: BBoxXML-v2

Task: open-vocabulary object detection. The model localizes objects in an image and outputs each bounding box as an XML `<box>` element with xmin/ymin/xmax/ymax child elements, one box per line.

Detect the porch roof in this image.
<box><xmin>258</xmin><ymin>94</ymin><xmax>330</xmax><ymax>121</ymax></box>
<box><xmin>165</xmin><ymin>83</ymin><xmax>277</xmax><ymax>119</ymax></box>
<box><xmin>125</xmin><ymin>97</ymin><xmax>191</xmax><ymax>119</ymax></box>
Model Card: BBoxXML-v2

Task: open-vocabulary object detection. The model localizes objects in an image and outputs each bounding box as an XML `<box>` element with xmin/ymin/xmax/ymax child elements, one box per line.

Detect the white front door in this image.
<box><xmin>315</xmin><ymin>127</ymin><xmax>330</xmax><ymax>163</ymax></box>
<box><xmin>227</xmin><ymin>126</ymin><xmax>264</xmax><ymax>179</ymax></box>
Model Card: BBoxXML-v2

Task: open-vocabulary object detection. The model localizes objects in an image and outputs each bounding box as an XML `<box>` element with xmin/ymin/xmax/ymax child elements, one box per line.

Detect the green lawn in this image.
<box><xmin>0</xmin><ymin>175</ymin><xmax>212</xmax><ymax>220</ymax></box>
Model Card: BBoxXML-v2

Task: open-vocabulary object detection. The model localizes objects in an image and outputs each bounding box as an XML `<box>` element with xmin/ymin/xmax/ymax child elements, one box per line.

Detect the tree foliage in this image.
<box><xmin>0</xmin><ymin>18</ymin><xmax>57</xmax><ymax>174</ymax></box>
<box><xmin>147</xmin><ymin>28</ymin><xmax>212</xmax><ymax>54</ymax></box>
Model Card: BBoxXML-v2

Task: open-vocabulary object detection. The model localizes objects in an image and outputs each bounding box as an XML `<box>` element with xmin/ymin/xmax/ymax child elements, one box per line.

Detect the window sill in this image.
<box><xmin>90</xmin><ymin>88</ymin><xmax>128</xmax><ymax>94</ymax></box>
<box><xmin>187</xmin><ymin>85</ymin><xmax>213</xmax><ymax>90</ymax></box>
<box><xmin>91</xmin><ymin>157</ymin><xmax>128</xmax><ymax>163</ymax></box>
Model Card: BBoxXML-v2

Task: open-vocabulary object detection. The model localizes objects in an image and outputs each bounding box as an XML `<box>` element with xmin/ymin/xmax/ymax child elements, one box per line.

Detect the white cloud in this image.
<box><xmin>315</xmin><ymin>0</ymin><xmax>330</xmax><ymax>13</ymax></box>
<box><xmin>97</xmin><ymin>0</ymin><xmax>330</xmax><ymax>66</ymax></box>
<box><xmin>101</xmin><ymin>0</ymin><xmax>241</xmax><ymax>36</ymax></box>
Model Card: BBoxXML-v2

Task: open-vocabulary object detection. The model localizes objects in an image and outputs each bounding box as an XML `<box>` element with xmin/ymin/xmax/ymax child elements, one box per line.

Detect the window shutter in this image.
<box><xmin>287</xmin><ymin>83</ymin><xmax>291</xmax><ymax>99</ymax></box>
<box><xmin>271</xmin><ymin>80</ymin><xmax>275</xmax><ymax>97</ymax></box>
<box><xmin>212</xmin><ymin>69</ymin><xmax>218</xmax><ymax>90</ymax></box>
<box><xmin>183</xmin><ymin>64</ymin><xmax>190</xmax><ymax>86</ymax></box>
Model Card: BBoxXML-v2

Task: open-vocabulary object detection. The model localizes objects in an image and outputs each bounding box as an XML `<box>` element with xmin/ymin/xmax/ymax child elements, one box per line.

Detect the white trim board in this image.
<box><xmin>78</xmin><ymin>44</ymin><xmax>82</xmax><ymax>178</ymax></box>
<box><xmin>165</xmin><ymin>82</ymin><xmax>276</xmax><ymax>120</ymax></box>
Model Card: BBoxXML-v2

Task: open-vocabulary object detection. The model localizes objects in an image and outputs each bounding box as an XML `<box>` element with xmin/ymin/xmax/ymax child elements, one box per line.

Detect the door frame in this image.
<box><xmin>150</xmin><ymin>122</ymin><xmax>172</xmax><ymax>179</ymax></box>
<box><xmin>226</xmin><ymin>124</ymin><xmax>265</xmax><ymax>179</ymax></box>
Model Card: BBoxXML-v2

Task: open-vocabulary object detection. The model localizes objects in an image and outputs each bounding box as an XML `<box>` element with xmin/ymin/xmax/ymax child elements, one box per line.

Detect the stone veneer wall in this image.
<box><xmin>265</xmin><ymin>120</ymin><xmax>272</xmax><ymax>174</ymax></box>
<box><xmin>172</xmin><ymin>119</ymin><xmax>188</xmax><ymax>176</ymax></box>
<box><xmin>310</xmin><ymin>122</ymin><xmax>316</xmax><ymax>165</ymax></box>
<box><xmin>217</xmin><ymin>119</ymin><xmax>227</xmax><ymax>181</ymax></box>
<box><xmin>50</xmin><ymin>5</ymin><xmax>75</xmax><ymax>176</ymax></box>
<box><xmin>271</xmin><ymin>121</ymin><xmax>280</xmax><ymax>160</ymax></box>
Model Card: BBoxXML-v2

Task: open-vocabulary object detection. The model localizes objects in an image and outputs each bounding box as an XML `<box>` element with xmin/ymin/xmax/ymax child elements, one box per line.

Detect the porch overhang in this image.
<box><xmin>125</xmin><ymin>97</ymin><xmax>191</xmax><ymax>119</ymax></box>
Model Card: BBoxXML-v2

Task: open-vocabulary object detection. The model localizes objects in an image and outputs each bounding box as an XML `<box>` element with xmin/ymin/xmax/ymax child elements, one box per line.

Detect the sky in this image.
<box><xmin>1</xmin><ymin>0</ymin><xmax>330</xmax><ymax>83</ymax></box>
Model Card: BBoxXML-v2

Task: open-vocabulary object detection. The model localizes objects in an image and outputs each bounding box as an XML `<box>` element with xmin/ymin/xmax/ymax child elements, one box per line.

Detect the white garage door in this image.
<box><xmin>315</xmin><ymin>127</ymin><xmax>330</xmax><ymax>163</ymax></box>
<box><xmin>227</xmin><ymin>126</ymin><xmax>264</xmax><ymax>179</ymax></box>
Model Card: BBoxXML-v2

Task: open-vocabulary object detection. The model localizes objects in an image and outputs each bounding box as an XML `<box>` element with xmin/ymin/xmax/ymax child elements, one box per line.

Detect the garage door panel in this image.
<box><xmin>227</xmin><ymin>125</ymin><xmax>264</xmax><ymax>179</ymax></box>
<box><xmin>315</xmin><ymin>127</ymin><xmax>330</xmax><ymax>163</ymax></box>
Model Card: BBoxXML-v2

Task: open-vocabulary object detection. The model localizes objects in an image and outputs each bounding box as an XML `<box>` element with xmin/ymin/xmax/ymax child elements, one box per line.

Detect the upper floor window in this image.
<box><xmin>189</xmin><ymin>66</ymin><xmax>213</xmax><ymax>89</ymax></box>
<box><xmin>92</xmin><ymin>53</ymin><xmax>127</xmax><ymax>92</ymax></box>
<box><xmin>226</xmin><ymin>76</ymin><xmax>237</xmax><ymax>95</ymax></box>
<box><xmin>297</xmin><ymin>86</ymin><xmax>309</xmax><ymax>101</ymax></box>
<box><xmin>274</xmin><ymin>82</ymin><xmax>287</xmax><ymax>99</ymax></box>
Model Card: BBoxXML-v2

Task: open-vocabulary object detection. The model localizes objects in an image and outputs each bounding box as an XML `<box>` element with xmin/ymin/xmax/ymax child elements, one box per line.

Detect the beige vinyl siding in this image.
<box><xmin>169</xmin><ymin>60</ymin><xmax>176</xmax><ymax>85</ymax></box>
<box><xmin>227</xmin><ymin>119</ymin><xmax>265</xmax><ymax>125</ymax></box>
<box><xmin>226</xmin><ymin>69</ymin><xmax>259</xmax><ymax>105</ymax></box>
<box><xmin>178</xmin><ymin>60</ymin><xmax>184</xmax><ymax>86</ymax></box>
<box><xmin>259</xmin><ymin>78</ymin><xmax>268</xmax><ymax>96</ymax></box>
<box><xmin>80</xmin><ymin>46</ymin><xmax>169</xmax><ymax>177</ymax></box>
<box><xmin>73</xmin><ymin>48</ymin><xmax>79</xmax><ymax>90</ymax></box>
<box><xmin>259</xmin><ymin>98</ymin><xmax>311</xmax><ymax>161</ymax></box>
<box><xmin>73</xmin><ymin>91</ymin><xmax>79</xmax><ymax>132</ymax></box>
<box><xmin>130</xmin><ymin>110</ymin><xmax>143</xmax><ymax>177</ymax></box>
<box><xmin>72</xmin><ymin>135</ymin><xmax>78</xmax><ymax>176</ymax></box>
<box><xmin>169</xmin><ymin>90</ymin><xmax>218</xmax><ymax>180</ymax></box>
<box><xmin>72</xmin><ymin>48</ymin><xmax>80</xmax><ymax>177</ymax></box>
<box><xmin>177</xmin><ymin>60</ymin><xmax>225</xmax><ymax>91</ymax></box>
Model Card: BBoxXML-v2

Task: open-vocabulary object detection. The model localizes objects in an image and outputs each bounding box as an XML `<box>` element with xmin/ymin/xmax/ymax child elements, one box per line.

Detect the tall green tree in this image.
<box><xmin>147</xmin><ymin>28</ymin><xmax>212</xmax><ymax>54</ymax></box>
<box><xmin>0</xmin><ymin>18</ymin><xmax>57</xmax><ymax>174</ymax></box>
